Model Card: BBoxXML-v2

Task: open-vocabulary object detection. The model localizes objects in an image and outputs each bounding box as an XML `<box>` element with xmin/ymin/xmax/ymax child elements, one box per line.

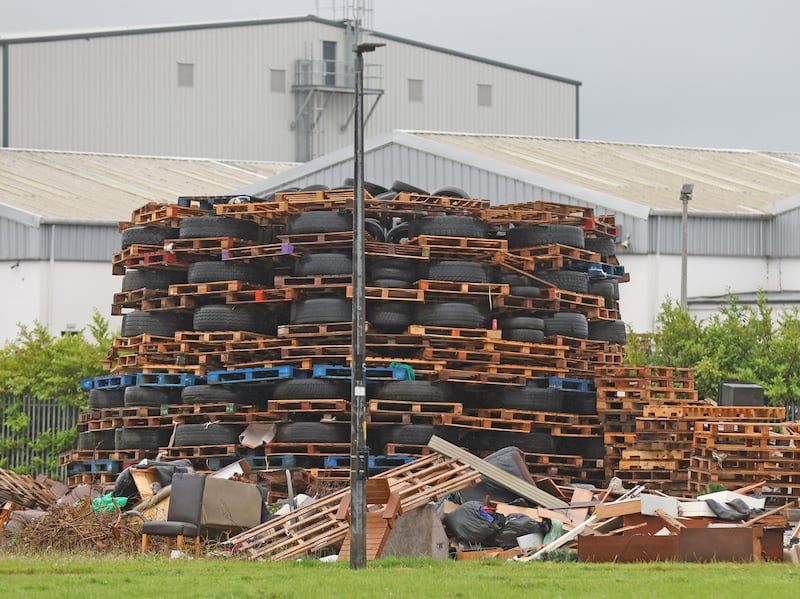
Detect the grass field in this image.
<box><xmin>0</xmin><ymin>554</ymin><xmax>797</xmax><ymax>598</ymax></box>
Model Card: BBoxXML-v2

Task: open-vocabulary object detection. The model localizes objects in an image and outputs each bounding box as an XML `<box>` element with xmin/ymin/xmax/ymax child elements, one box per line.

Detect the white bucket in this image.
<box><xmin>516</xmin><ymin>532</ymin><xmax>544</xmax><ymax>549</ymax></box>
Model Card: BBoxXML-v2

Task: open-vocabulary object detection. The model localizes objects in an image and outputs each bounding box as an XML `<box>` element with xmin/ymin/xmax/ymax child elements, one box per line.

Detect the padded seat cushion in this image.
<box><xmin>142</xmin><ymin>521</ymin><xmax>200</xmax><ymax>537</ymax></box>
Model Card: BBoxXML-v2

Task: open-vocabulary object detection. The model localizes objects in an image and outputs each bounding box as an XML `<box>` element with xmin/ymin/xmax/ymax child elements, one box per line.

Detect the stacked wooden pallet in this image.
<box><xmin>688</xmin><ymin>418</ymin><xmax>800</xmax><ymax>502</ymax></box>
<box><xmin>596</xmin><ymin>366</ymin><xmax>697</xmax><ymax>485</ymax></box>
<box><xmin>68</xmin><ymin>189</ymin><xmax>632</xmax><ymax>488</ymax></box>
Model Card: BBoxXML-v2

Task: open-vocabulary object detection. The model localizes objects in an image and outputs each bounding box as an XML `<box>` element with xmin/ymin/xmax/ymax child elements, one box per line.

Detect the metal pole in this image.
<box><xmin>679</xmin><ymin>183</ymin><xmax>693</xmax><ymax>310</ymax></box>
<box><xmin>350</xmin><ymin>41</ymin><xmax>382</xmax><ymax>570</ymax></box>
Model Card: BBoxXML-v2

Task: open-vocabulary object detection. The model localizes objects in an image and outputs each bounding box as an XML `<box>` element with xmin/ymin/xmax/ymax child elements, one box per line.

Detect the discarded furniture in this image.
<box><xmin>335</xmin><ymin>478</ymin><xmax>401</xmax><ymax>560</ymax></box>
<box><xmin>141</xmin><ymin>473</ymin><xmax>205</xmax><ymax>557</ymax></box>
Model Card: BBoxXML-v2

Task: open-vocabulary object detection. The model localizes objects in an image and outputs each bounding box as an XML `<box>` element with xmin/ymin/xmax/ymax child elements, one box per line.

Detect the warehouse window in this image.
<box><xmin>478</xmin><ymin>84</ymin><xmax>492</xmax><ymax>107</ymax></box>
<box><xmin>270</xmin><ymin>69</ymin><xmax>286</xmax><ymax>93</ymax></box>
<box><xmin>178</xmin><ymin>63</ymin><xmax>194</xmax><ymax>87</ymax></box>
<box><xmin>408</xmin><ymin>79</ymin><xmax>423</xmax><ymax>102</ymax></box>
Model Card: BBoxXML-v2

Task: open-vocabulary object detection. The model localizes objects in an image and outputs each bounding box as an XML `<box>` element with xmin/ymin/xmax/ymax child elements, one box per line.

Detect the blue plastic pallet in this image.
<box><xmin>135</xmin><ymin>372</ymin><xmax>206</xmax><ymax>387</ymax></box>
<box><xmin>206</xmin><ymin>455</ymin><xmax>270</xmax><ymax>471</ymax></box>
<box><xmin>206</xmin><ymin>365</ymin><xmax>300</xmax><ymax>384</ymax></box>
<box><xmin>81</xmin><ymin>374</ymin><xmax>137</xmax><ymax>391</ymax></box>
<box><xmin>312</xmin><ymin>365</ymin><xmax>408</xmax><ymax>381</ymax></box>
<box><xmin>527</xmin><ymin>376</ymin><xmax>595</xmax><ymax>392</ymax></box>
<box><xmin>323</xmin><ymin>455</ymin><xmax>416</xmax><ymax>469</ymax></box>
<box><xmin>565</xmin><ymin>262</ymin><xmax>626</xmax><ymax>279</ymax></box>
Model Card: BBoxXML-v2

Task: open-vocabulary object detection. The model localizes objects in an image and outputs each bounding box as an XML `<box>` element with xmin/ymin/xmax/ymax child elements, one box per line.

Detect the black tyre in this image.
<box><xmin>124</xmin><ymin>385</ymin><xmax>179</xmax><ymax>407</ymax></box>
<box><xmin>426</xmin><ymin>261</ymin><xmax>488</xmax><ymax>283</ymax></box>
<box><xmin>370</xmin><ymin>278</ymin><xmax>415</xmax><ymax>289</ymax></box>
<box><xmin>364</xmin><ymin>218</ymin><xmax>386</xmax><ymax>242</ymax></box>
<box><xmin>121</xmin><ymin>311</ymin><xmax>190</xmax><ymax>337</ymax></box>
<box><xmin>291</xmin><ymin>298</ymin><xmax>351</xmax><ymax>324</ymax></box>
<box><xmin>507</xmin><ymin>224</ymin><xmax>585</xmax><ymax>249</ymax></box>
<box><xmin>114</xmin><ymin>427</ymin><xmax>163</xmax><ymax>450</ymax></box>
<box><xmin>385</xmin><ymin>222</ymin><xmax>410</xmax><ymax>244</ymax></box>
<box><xmin>588</xmin><ymin>320</ymin><xmax>627</xmax><ymax>344</ymax></box>
<box><xmin>369</xmin><ymin>257</ymin><xmax>418</xmax><ymax>274</ymax></box>
<box><xmin>432</xmin><ymin>186</ymin><xmax>469</xmax><ymax>198</ymax></box>
<box><xmin>121</xmin><ymin>226</ymin><xmax>178</xmax><ymax>250</ymax></box>
<box><xmin>187</xmin><ymin>261</ymin><xmax>268</xmax><ymax>284</ymax></box>
<box><xmin>364</xmin><ymin>181</ymin><xmax>389</xmax><ymax>197</ymax></box>
<box><xmin>556</xmin><ymin>437</ymin><xmax>604</xmax><ymax>459</ymax></box>
<box><xmin>465</xmin><ymin>430</ymin><xmax>556</xmax><ymax>453</ymax></box>
<box><xmin>496</xmin><ymin>387</ymin><xmax>564</xmax><ymax>412</ymax></box>
<box><xmin>543</xmin><ymin>312</ymin><xmax>589</xmax><ymax>339</ymax></box>
<box><xmin>382</xmin><ymin>424</ymin><xmax>435</xmax><ymax>446</ymax></box>
<box><xmin>294</xmin><ymin>253</ymin><xmax>352</xmax><ymax>276</ymax></box>
<box><xmin>589</xmin><ymin>279</ymin><xmax>619</xmax><ymax>308</ymax></box>
<box><xmin>509</xmin><ymin>286</ymin><xmax>543</xmax><ymax>298</ymax></box>
<box><xmin>502</xmin><ymin>328</ymin><xmax>545</xmax><ymax>343</ymax></box>
<box><xmin>121</xmin><ymin>269</ymin><xmax>186</xmax><ymax>292</ymax></box>
<box><xmin>375</xmin><ymin>381</ymin><xmax>453</xmax><ymax>403</ymax></box>
<box><xmin>369</xmin><ymin>266</ymin><xmax>417</xmax><ymax>283</ymax></box>
<box><xmin>368</xmin><ymin>302</ymin><xmax>414</xmax><ymax>333</ymax></box>
<box><xmin>88</xmin><ymin>387</ymin><xmax>125</xmax><ymax>409</ymax></box>
<box><xmin>300</xmin><ymin>183</ymin><xmax>330</xmax><ymax>192</ymax></box>
<box><xmin>193</xmin><ymin>304</ymin><xmax>273</xmax><ymax>334</ymax></box>
<box><xmin>416</xmin><ymin>302</ymin><xmax>487</xmax><ymax>329</ymax></box>
<box><xmin>79</xmin><ymin>430</ymin><xmax>116</xmax><ymax>450</ymax></box>
<box><xmin>536</xmin><ymin>270</ymin><xmax>589</xmax><ymax>293</ymax></box>
<box><xmin>391</xmin><ymin>180</ymin><xmax>428</xmax><ymax>194</ymax></box>
<box><xmin>174</xmin><ymin>423</ymin><xmax>244</xmax><ymax>446</ymax></box>
<box><xmin>181</xmin><ymin>385</ymin><xmax>249</xmax><ymax>405</ymax></box>
<box><xmin>272</xmin><ymin>378</ymin><xmax>347</xmax><ymax>400</ymax></box>
<box><xmin>563</xmin><ymin>392</ymin><xmax>597</xmax><ymax>415</ymax></box>
<box><xmin>411</xmin><ymin>215</ymin><xmax>487</xmax><ymax>238</ymax></box>
<box><xmin>179</xmin><ymin>216</ymin><xmax>260</xmax><ymax>241</ymax></box>
<box><xmin>498</xmin><ymin>316</ymin><xmax>544</xmax><ymax>330</ymax></box>
<box><xmin>584</xmin><ymin>236</ymin><xmax>617</xmax><ymax>258</ymax></box>
<box><xmin>498</xmin><ymin>274</ymin><xmax>535</xmax><ymax>286</ymax></box>
<box><xmin>287</xmin><ymin>211</ymin><xmax>352</xmax><ymax>234</ymax></box>
<box><xmin>275</xmin><ymin>422</ymin><xmax>349</xmax><ymax>443</ymax></box>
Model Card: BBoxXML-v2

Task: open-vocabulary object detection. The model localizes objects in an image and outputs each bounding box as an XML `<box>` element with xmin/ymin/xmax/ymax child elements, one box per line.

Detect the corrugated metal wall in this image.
<box><xmin>4</xmin><ymin>20</ymin><xmax>578</xmax><ymax>162</ymax></box>
<box><xmin>772</xmin><ymin>208</ymin><xmax>800</xmax><ymax>258</ymax></box>
<box><xmin>0</xmin><ymin>221</ymin><xmax>120</xmax><ymax>261</ymax></box>
<box><xmin>0</xmin><ymin>396</ymin><xmax>79</xmax><ymax>479</ymax></box>
<box><xmin>648</xmin><ymin>214</ymin><xmax>769</xmax><ymax>256</ymax></box>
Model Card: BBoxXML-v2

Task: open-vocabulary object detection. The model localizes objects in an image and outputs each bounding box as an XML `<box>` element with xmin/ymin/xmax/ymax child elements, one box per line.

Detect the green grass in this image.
<box><xmin>0</xmin><ymin>554</ymin><xmax>797</xmax><ymax>598</ymax></box>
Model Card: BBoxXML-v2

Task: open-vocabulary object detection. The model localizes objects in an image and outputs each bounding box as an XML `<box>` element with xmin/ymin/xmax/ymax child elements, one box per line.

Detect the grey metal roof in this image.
<box><xmin>0</xmin><ymin>16</ymin><xmax>580</xmax><ymax>87</ymax></box>
<box><xmin>409</xmin><ymin>132</ymin><xmax>800</xmax><ymax>216</ymax></box>
<box><xmin>0</xmin><ymin>148</ymin><xmax>296</xmax><ymax>224</ymax></box>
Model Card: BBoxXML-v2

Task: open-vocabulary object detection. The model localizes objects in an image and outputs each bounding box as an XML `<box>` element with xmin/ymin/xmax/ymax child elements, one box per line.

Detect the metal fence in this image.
<box><xmin>0</xmin><ymin>396</ymin><xmax>79</xmax><ymax>479</ymax></box>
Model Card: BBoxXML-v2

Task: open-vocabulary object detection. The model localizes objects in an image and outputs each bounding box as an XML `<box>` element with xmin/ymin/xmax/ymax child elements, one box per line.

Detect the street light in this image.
<box><xmin>680</xmin><ymin>183</ymin><xmax>694</xmax><ymax>310</ymax></box>
<box><xmin>350</xmin><ymin>40</ymin><xmax>384</xmax><ymax>570</ymax></box>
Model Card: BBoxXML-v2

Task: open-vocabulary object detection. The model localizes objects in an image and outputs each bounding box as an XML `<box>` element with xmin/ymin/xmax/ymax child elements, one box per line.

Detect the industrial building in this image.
<box><xmin>0</xmin><ymin>148</ymin><xmax>296</xmax><ymax>343</ymax></box>
<box><xmin>235</xmin><ymin>130</ymin><xmax>800</xmax><ymax>332</ymax></box>
<box><xmin>2</xmin><ymin>132</ymin><xmax>799</xmax><ymax>340</ymax></box>
<box><xmin>0</xmin><ymin>15</ymin><xmax>580</xmax><ymax>163</ymax></box>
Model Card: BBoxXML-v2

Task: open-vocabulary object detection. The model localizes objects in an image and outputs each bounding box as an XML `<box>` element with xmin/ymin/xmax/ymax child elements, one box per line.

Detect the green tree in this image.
<box><xmin>626</xmin><ymin>292</ymin><xmax>800</xmax><ymax>407</ymax></box>
<box><xmin>0</xmin><ymin>310</ymin><xmax>115</xmax><ymax>475</ymax></box>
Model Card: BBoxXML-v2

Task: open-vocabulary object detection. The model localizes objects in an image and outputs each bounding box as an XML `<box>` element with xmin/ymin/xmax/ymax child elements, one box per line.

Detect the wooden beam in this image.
<box><xmin>427</xmin><ymin>435</ymin><xmax>568</xmax><ymax>509</ymax></box>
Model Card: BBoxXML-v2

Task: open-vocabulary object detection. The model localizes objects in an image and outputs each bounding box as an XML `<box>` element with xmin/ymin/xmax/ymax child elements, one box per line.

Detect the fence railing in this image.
<box><xmin>294</xmin><ymin>58</ymin><xmax>383</xmax><ymax>90</ymax></box>
<box><xmin>0</xmin><ymin>396</ymin><xmax>79</xmax><ymax>480</ymax></box>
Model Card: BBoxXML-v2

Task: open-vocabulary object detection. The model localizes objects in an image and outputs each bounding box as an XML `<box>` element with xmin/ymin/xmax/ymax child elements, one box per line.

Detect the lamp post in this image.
<box><xmin>350</xmin><ymin>40</ymin><xmax>383</xmax><ymax>570</ymax></box>
<box><xmin>680</xmin><ymin>183</ymin><xmax>694</xmax><ymax>310</ymax></box>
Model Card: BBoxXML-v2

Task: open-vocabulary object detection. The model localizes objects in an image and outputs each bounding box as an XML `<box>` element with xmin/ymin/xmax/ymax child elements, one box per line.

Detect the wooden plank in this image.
<box><xmin>426</xmin><ymin>435</ymin><xmax>568</xmax><ymax>509</ymax></box>
<box><xmin>567</xmin><ymin>487</ymin><xmax>594</xmax><ymax>528</ymax></box>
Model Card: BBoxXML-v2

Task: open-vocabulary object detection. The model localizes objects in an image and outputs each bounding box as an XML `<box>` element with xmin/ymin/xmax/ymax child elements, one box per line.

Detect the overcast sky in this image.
<box><xmin>2</xmin><ymin>0</ymin><xmax>798</xmax><ymax>152</ymax></box>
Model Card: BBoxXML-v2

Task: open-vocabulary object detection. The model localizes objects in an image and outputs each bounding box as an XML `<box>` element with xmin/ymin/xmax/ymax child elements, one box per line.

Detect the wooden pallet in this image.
<box><xmin>433</xmin><ymin>368</ymin><xmax>526</xmax><ymax>386</ymax></box>
<box><xmin>266</xmin><ymin>399</ymin><xmax>350</xmax><ymax>413</ymax></box>
<box><xmin>225</xmin><ymin>453</ymin><xmax>480</xmax><ymax>561</ymax></box>
<box><xmin>406</xmin><ymin>325</ymin><xmax>502</xmax><ymax>340</ymax></box>
<box><xmin>368</xmin><ymin>399</ymin><xmax>463</xmax><ymax>415</ymax></box>
<box><xmin>168</xmin><ymin>280</ymin><xmax>268</xmax><ymax>296</ymax></box>
<box><xmin>403</xmin><ymin>235</ymin><xmax>507</xmax><ymax>251</ymax></box>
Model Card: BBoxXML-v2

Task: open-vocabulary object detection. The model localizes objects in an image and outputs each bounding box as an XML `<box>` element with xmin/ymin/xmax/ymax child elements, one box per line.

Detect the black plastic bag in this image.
<box><xmin>444</xmin><ymin>501</ymin><xmax>505</xmax><ymax>544</ymax></box>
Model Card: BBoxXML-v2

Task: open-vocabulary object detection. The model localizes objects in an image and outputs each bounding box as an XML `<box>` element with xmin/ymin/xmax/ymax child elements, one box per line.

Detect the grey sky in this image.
<box><xmin>2</xmin><ymin>0</ymin><xmax>798</xmax><ymax>151</ymax></box>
